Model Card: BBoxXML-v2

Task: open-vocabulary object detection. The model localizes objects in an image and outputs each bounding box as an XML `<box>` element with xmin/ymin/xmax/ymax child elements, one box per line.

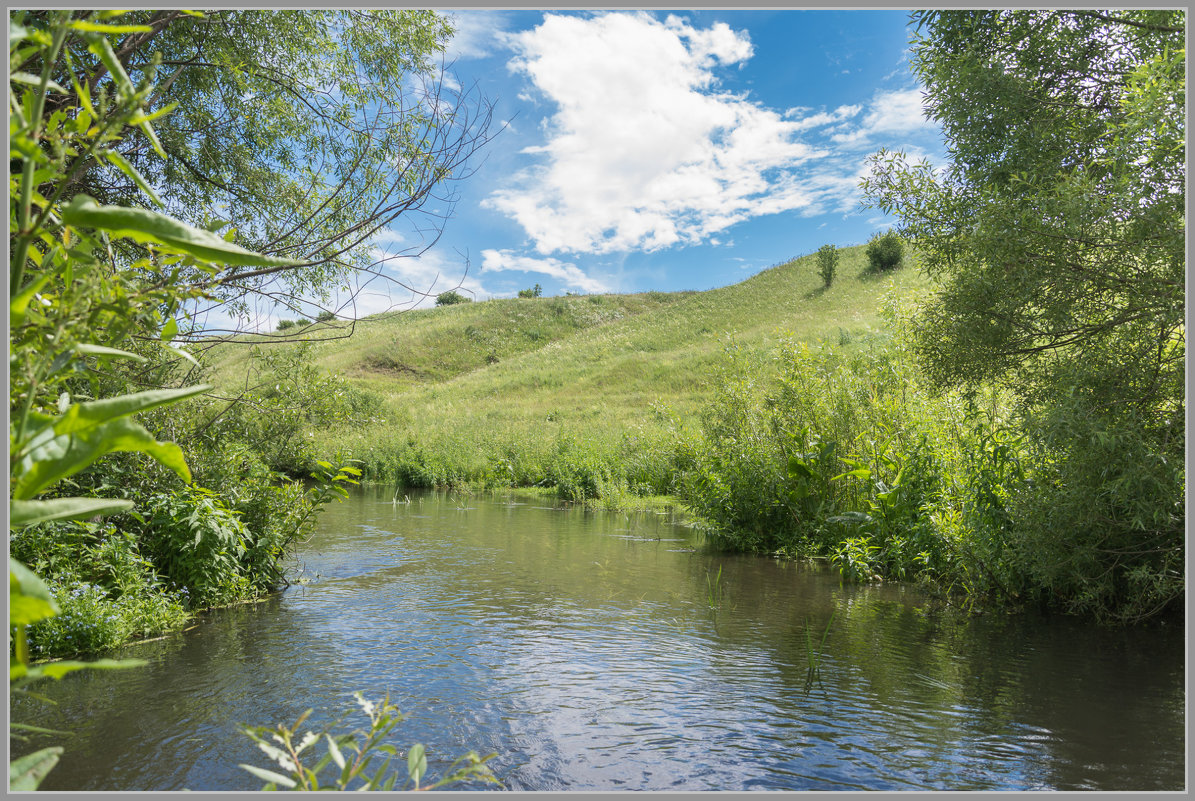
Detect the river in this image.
<box><xmin>16</xmin><ymin>487</ymin><xmax>1185</xmax><ymax>791</ymax></box>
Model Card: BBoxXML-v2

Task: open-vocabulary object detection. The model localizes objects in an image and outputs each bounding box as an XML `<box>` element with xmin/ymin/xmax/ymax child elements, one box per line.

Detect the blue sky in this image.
<box><xmin>327</xmin><ymin>9</ymin><xmax>945</xmax><ymax>318</ymax></box>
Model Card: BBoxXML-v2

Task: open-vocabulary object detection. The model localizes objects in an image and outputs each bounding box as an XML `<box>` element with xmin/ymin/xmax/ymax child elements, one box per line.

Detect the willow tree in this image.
<box><xmin>16</xmin><ymin>9</ymin><xmax>497</xmax><ymax>340</ymax></box>
<box><xmin>863</xmin><ymin>10</ymin><xmax>1184</xmax><ymax>620</ymax></box>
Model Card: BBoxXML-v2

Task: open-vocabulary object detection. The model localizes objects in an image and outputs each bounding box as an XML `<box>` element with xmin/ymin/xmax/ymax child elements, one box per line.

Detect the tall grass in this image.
<box><xmin>288</xmin><ymin>247</ymin><xmax>930</xmax><ymax>505</ymax></box>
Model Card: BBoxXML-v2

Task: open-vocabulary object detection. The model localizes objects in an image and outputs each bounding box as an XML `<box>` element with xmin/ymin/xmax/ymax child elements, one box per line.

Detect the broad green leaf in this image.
<box><xmin>10</xmin><ymin>497</ymin><xmax>134</xmax><ymax>528</ymax></box>
<box><xmin>239</xmin><ymin>764</ymin><xmax>297</xmax><ymax>789</ymax></box>
<box><xmin>14</xmin><ymin>415</ymin><xmax>194</xmax><ymax>499</ymax></box>
<box><xmin>407</xmin><ymin>743</ymin><xmax>427</xmax><ymax>786</ymax></box>
<box><xmin>9</xmin><ymin>747</ymin><xmax>64</xmax><ymax>791</ymax></box>
<box><xmin>160</xmin><ymin>317</ymin><xmax>178</xmax><ymax>342</ymax></box>
<box><xmin>76</xmin><ymin>343</ymin><xmax>147</xmax><ymax>362</ymax></box>
<box><xmin>61</xmin><ymin>196</ymin><xmax>302</xmax><ymax>268</ymax></box>
<box><xmin>53</xmin><ymin>385</ymin><xmax>212</xmax><ymax>436</ymax></box>
<box><xmin>9</xmin><ymin>558</ymin><xmax>59</xmax><ymax>626</ymax></box>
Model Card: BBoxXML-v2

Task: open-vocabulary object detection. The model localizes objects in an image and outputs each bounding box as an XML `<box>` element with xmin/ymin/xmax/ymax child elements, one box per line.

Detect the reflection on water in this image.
<box><xmin>16</xmin><ymin>487</ymin><xmax>1185</xmax><ymax>791</ymax></box>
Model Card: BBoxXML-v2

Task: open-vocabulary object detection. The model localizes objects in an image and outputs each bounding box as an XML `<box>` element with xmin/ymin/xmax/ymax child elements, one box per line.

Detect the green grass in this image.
<box><xmin>203</xmin><ymin>245</ymin><xmax>931</xmax><ymax>499</ymax></box>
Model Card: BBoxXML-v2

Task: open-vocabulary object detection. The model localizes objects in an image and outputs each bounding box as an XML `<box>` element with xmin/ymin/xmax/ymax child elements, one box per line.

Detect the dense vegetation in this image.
<box><xmin>196</xmin><ymin>11</ymin><xmax>1183</xmax><ymax>624</ymax></box>
<box><xmin>8</xmin><ymin>3</ymin><xmax>1182</xmax><ymax>750</ymax></box>
<box><xmin>8</xmin><ymin>10</ymin><xmax>502</xmax><ymax>790</ymax></box>
<box><xmin>7</xmin><ymin>6</ymin><xmax>1183</xmax><ymax>791</ymax></box>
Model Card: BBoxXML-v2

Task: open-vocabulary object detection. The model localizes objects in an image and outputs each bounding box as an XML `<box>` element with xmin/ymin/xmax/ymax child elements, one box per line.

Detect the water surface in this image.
<box><xmin>16</xmin><ymin>487</ymin><xmax>1186</xmax><ymax>791</ymax></box>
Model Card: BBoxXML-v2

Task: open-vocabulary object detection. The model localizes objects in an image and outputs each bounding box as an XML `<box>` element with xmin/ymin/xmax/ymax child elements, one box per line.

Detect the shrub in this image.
<box><xmin>436</xmin><ymin>290</ymin><xmax>471</xmax><ymax>306</ymax></box>
<box><xmin>316</xmin><ymin>310</ymin><xmax>336</xmax><ymax>322</ymax></box>
<box><xmin>816</xmin><ymin>244</ymin><xmax>839</xmax><ymax>288</ymax></box>
<box><xmin>295</xmin><ymin>318</ymin><xmax>311</xmax><ymax>327</ymax></box>
<box><xmin>518</xmin><ymin>283</ymin><xmax>543</xmax><ymax>298</ymax></box>
<box><xmin>865</xmin><ymin>230</ymin><xmax>905</xmax><ymax>272</ymax></box>
<box><xmin>139</xmin><ymin>488</ymin><xmax>253</xmax><ymax>609</ymax></box>
<box><xmin>276</xmin><ymin>319</ymin><xmax>296</xmax><ymax>330</ymax></box>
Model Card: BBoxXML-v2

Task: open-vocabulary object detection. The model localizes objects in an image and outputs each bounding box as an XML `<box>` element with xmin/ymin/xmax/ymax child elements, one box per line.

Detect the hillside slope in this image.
<box><xmin>211</xmin><ymin>245</ymin><xmax>932</xmax><ymax>495</ymax></box>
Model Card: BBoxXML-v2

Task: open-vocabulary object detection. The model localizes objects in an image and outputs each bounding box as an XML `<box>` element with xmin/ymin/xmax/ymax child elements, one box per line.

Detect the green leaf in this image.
<box><xmin>10</xmin><ymin>268</ymin><xmax>59</xmax><ymax>328</ymax></box>
<box><xmin>61</xmin><ymin>195</ymin><xmax>303</xmax><ymax>268</ymax></box>
<box><xmin>102</xmin><ymin>150</ymin><xmax>163</xmax><ymax>208</ymax></box>
<box><xmin>239</xmin><ymin>763</ymin><xmax>297</xmax><ymax>789</ymax></box>
<box><xmin>67</xmin><ymin>20</ymin><xmax>154</xmax><ymax>33</ymax></box>
<box><xmin>9</xmin><ymin>558</ymin><xmax>59</xmax><ymax>626</ymax></box>
<box><xmin>14</xmin><ymin>414</ymin><xmax>194</xmax><ymax>499</ymax></box>
<box><xmin>407</xmin><ymin>743</ymin><xmax>427</xmax><ymax>786</ymax></box>
<box><xmin>127</xmin><ymin>101</ymin><xmax>178</xmax><ymax>126</ymax></box>
<box><xmin>326</xmin><ymin>734</ymin><xmax>346</xmax><ymax>770</ymax></box>
<box><xmin>9</xmin><ymin>72</ymin><xmax>68</xmax><ymax>94</ymax></box>
<box><xmin>52</xmin><ymin>385</ymin><xmax>212</xmax><ymax>436</ymax></box>
<box><xmin>10</xmin><ymin>722</ymin><xmax>74</xmax><ymax>737</ymax></box>
<box><xmin>161</xmin><ymin>342</ymin><xmax>199</xmax><ymax>367</ymax></box>
<box><xmin>11</xmin><ymin>497</ymin><xmax>134</xmax><ymax>528</ymax></box>
<box><xmin>160</xmin><ymin>317</ymin><xmax>178</xmax><ymax>342</ymax></box>
<box><xmin>86</xmin><ymin>35</ymin><xmax>135</xmax><ymax>99</ymax></box>
<box><xmin>75</xmin><ymin>343</ymin><xmax>148</xmax><ymax>362</ymax></box>
<box><xmin>9</xmin><ymin>18</ymin><xmax>29</xmax><ymax>45</ymax></box>
<box><xmin>9</xmin><ymin>747</ymin><xmax>64</xmax><ymax>791</ymax></box>
<box><xmin>17</xmin><ymin>658</ymin><xmax>148</xmax><ymax>682</ymax></box>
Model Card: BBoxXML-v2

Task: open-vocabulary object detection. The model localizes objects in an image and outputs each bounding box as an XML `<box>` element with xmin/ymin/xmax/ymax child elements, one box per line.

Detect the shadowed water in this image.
<box><xmin>16</xmin><ymin>487</ymin><xmax>1185</xmax><ymax>791</ymax></box>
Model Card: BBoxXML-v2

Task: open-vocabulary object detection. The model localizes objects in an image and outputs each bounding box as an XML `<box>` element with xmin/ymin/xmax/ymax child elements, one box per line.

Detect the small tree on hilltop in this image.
<box><xmin>865</xmin><ymin>230</ymin><xmax>905</xmax><ymax>272</ymax></box>
<box><xmin>435</xmin><ymin>290</ymin><xmax>471</xmax><ymax>306</ymax></box>
<box><xmin>816</xmin><ymin>244</ymin><xmax>839</xmax><ymax>288</ymax></box>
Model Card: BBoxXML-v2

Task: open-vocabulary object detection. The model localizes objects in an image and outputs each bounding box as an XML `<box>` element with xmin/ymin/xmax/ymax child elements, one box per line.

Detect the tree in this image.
<box><xmin>435</xmin><ymin>290</ymin><xmax>471</xmax><ymax>306</ymax></box>
<box><xmin>518</xmin><ymin>283</ymin><xmax>543</xmax><ymax>298</ymax></box>
<box><xmin>863</xmin><ymin>231</ymin><xmax>903</xmax><ymax>272</ymax></box>
<box><xmin>17</xmin><ymin>10</ymin><xmax>498</xmax><ymax>342</ymax></box>
<box><xmin>815</xmin><ymin>245</ymin><xmax>838</xmax><ymax>288</ymax></box>
<box><xmin>862</xmin><ymin>10</ymin><xmax>1185</xmax><ymax>620</ymax></box>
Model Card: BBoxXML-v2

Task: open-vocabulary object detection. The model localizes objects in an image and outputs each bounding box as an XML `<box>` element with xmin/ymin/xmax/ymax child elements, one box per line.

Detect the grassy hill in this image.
<box><xmin>206</xmin><ymin>245</ymin><xmax>931</xmax><ymax>500</ymax></box>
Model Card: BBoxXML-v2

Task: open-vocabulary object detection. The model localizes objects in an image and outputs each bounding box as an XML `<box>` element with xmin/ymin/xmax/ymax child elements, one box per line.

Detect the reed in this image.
<box><xmin>803</xmin><ymin>611</ymin><xmax>836</xmax><ymax>691</ymax></box>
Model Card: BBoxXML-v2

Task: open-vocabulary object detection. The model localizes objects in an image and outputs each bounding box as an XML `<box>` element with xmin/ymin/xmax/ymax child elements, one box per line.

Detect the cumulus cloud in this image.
<box><xmin>484</xmin><ymin>12</ymin><xmax>832</xmax><ymax>256</ymax></box>
<box><xmin>480</xmin><ymin>249</ymin><xmax>610</xmax><ymax>293</ymax></box>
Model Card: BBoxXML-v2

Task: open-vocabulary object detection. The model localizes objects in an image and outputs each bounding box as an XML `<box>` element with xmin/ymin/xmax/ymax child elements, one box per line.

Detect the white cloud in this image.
<box><xmin>484</xmin><ymin>12</ymin><xmax>833</xmax><ymax>256</ymax></box>
<box><xmin>443</xmin><ymin>10</ymin><xmax>512</xmax><ymax>61</ymax></box>
<box><xmin>480</xmin><ymin>249</ymin><xmax>610</xmax><ymax>293</ymax></box>
<box><xmin>831</xmin><ymin>88</ymin><xmax>931</xmax><ymax>146</ymax></box>
<box><xmin>785</xmin><ymin>104</ymin><xmax>862</xmax><ymax>131</ymax></box>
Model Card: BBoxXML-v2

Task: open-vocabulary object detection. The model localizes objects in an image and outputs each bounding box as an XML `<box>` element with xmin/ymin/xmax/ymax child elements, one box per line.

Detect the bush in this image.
<box><xmin>518</xmin><ymin>283</ymin><xmax>543</xmax><ymax>298</ymax></box>
<box><xmin>139</xmin><ymin>487</ymin><xmax>253</xmax><ymax>609</ymax></box>
<box><xmin>816</xmin><ymin>244</ymin><xmax>839</xmax><ymax>288</ymax></box>
<box><xmin>865</xmin><ymin>230</ymin><xmax>905</xmax><ymax>272</ymax></box>
<box><xmin>316</xmin><ymin>310</ymin><xmax>336</xmax><ymax>322</ymax></box>
<box><xmin>11</xmin><ymin>521</ymin><xmax>192</xmax><ymax>658</ymax></box>
<box><xmin>295</xmin><ymin>318</ymin><xmax>311</xmax><ymax>327</ymax></box>
<box><xmin>276</xmin><ymin>319</ymin><xmax>296</xmax><ymax>330</ymax></box>
<box><xmin>436</xmin><ymin>290</ymin><xmax>471</xmax><ymax>306</ymax></box>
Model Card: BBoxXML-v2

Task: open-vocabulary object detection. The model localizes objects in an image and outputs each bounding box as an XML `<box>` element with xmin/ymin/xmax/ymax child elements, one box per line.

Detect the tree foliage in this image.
<box><xmin>815</xmin><ymin>245</ymin><xmax>838</xmax><ymax>288</ymax></box>
<box><xmin>862</xmin><ymin>10</ymin><xmax>1185</xmax><ymax>621</ymax></box>
<box><xmin>863</xmin><ymin>231</ymin><xmax>903</xmax><ymax>272</ymax></box>
<box><xmin>16</xmin><ymin>9</ymin><xmax>497</xmax><ymax>339</ymax></box>
<box><xmin>435</xmin><ymin>290</ymin><xmax>471</xmax><ymax>306</ymax></box>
